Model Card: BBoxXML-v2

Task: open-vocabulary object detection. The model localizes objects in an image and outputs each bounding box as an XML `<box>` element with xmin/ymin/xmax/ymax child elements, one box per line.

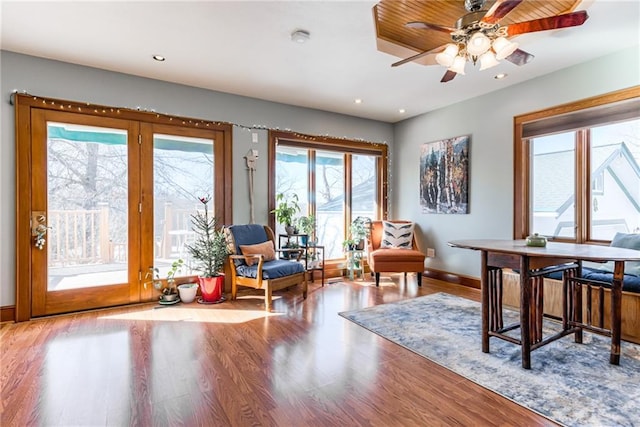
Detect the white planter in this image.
<box><xmin>178</xmin><ymin>283</ymin><xmax>199</xmax><ymax>303</ymax></box>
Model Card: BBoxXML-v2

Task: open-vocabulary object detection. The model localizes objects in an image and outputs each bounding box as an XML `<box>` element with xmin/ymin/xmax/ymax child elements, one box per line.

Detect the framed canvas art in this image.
<box><xmin>420</xmin><ymin>135</ymin><xmax>470</xmax><ymax>214</ymax></box>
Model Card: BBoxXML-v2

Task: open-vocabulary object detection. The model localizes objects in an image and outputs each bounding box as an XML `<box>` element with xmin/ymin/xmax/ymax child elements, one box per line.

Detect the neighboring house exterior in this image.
<box><xmin>533</xmin><ymin>142</ymin><xmax>640</xmax><ymax>239</ymax></box>
<box><xmin>317</xmin><ymin>176</ymin><xmax>376</xmax><ymax>215</ymax></box>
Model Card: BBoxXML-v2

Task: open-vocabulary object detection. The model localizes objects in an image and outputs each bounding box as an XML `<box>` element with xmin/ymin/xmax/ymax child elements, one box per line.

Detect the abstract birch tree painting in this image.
<box><xmin>420</xmin><ymin>135</ymin><xmax>470</xmax><ymax>214</ymax></box>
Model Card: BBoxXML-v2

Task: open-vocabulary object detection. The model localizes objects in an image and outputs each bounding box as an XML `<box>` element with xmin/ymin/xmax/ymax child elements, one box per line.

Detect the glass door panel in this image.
<box><xmin>316</xmin><ymin>150</ymin><xmax>345</xmax><ymax>259</ymax></box>
<box><xmin>47</xmin><ymin>122</ymin><xmax>129</xmax><ymax>290</ymax></box>
<box><xmin>30</xmin><ymin>110</ymin><xmax>140</xmax><ymax>317</ymax></box>
<box><xmin>153</xmin><ymin>133</ymin><xmax>214</xmax><ymax>277</ymax></box>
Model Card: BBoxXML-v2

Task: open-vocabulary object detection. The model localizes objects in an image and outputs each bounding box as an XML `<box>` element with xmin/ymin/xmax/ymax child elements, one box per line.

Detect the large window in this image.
<box><xmin>269</xmin><ymin>131</ymin><xmax>387</xmax><ymax>259</ymax></box>
<box><xmin>514</xmin><ymin>87</ymin><xmax>640</xmax><ymax>243</ymax></box>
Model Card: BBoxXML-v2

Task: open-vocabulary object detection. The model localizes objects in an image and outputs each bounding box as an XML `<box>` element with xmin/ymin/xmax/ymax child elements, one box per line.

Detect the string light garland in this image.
<box><xmin>10</xmin><ymin>90</ymin><xmax>389</xmax><ymax>146</ymax></box>
<box><xmin>10</xmin><ymin>90</ymin><xmax>393</xmax><ymax>211</ymax></box>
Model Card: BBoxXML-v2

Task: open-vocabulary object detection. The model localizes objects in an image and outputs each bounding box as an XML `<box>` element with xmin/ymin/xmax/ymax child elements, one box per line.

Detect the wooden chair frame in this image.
<box><xmin>227</xmin><ymin>226</ymin><xmax>307</xmax><ymax>311</ymax></box>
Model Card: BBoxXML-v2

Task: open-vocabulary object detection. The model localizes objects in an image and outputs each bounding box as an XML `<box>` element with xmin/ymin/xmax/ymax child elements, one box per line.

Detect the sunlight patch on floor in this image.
<box><xmin>235</xmin><ymin>295</ymin><xmax>282</xmax><ymax>301</ymax></box>
<box><xmin>99</xmin><ymin>306</ymin><xmax>283</xmax><ymax>323</ymax></box>
<box><xmin>354</xmin><ymin>278</ymin><xmax>396</xmax><ymax>287</ymax></box>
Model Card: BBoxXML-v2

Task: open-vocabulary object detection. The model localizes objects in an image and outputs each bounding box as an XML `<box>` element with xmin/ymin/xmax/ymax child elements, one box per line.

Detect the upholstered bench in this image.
<box><xmin>502</xmin><ymin>267</ymin><xmax>640</xmax><ymax>344</ymax></box>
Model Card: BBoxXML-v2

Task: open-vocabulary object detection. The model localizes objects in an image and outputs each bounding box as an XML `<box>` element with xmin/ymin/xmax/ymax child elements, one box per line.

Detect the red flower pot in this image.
<box><xmin>198</xmin><ymin>275</ymin><xmax>225</xmax><ymax>303</ymax></box>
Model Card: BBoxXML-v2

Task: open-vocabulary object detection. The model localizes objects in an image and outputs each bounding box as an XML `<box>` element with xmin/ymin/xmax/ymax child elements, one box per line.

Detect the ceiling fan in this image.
<box><xmin>392</xmin><ymin>0</ymin><xmax>589</xmax><ymax>83</ymax></box>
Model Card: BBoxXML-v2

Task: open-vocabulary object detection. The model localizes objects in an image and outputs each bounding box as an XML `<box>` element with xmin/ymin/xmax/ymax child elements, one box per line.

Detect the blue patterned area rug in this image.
<box><xmin>339</xmin><ymin>293</ymin><xmax>640</xmax><ymax>427</ymax></box>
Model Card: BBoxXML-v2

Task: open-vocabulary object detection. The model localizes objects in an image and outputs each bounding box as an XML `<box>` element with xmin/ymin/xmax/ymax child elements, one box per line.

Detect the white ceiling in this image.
<box><xmin>1</xmin><ymin>0</ymin><xmax>638</xmax><ymax>123</ymax></box>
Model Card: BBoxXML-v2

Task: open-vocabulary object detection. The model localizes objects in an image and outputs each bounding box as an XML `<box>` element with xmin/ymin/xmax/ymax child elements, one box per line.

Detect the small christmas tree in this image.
<box><xmin>185</xmin><ymin>196</ymin><xmax>228</xmax><ymax>277</ymax></box>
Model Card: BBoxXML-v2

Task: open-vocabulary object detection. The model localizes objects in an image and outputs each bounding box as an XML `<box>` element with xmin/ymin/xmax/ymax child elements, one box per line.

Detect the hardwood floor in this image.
<box><xmin>0</xmin><ymin>276</ymin><xmax>556</xmax><ymax>426</ymax></box>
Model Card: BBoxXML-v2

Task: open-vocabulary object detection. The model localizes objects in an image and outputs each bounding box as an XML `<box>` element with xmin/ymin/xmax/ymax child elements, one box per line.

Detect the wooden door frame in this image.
<box><xmin>14</xmin><ymin>94</ymin><xmax>233</xmax><ymax>321</ymax></box>
<box><xmin>29</xmin><ymin>109</ymin><xmax>142</xmax><ymax>316</ymax></box>
<box><xmin>139</xmin><ymin>123</ymin><xmax>229</xmax><ymax>302</ymax></box>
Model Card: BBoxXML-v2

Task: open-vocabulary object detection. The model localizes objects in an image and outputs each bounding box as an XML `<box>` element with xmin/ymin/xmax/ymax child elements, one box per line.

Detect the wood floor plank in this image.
<box><xmin>0</xmin><ymin>276</ymin><xmax>557</xmax><ymax>426</ymax></box>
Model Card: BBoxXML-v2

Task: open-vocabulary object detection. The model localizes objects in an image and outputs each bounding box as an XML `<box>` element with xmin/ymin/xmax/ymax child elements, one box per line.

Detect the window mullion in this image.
<box><xmin>309</xmin><ymin>150</ymin><xmax>316</xmax><ymax>216</ymax></box>
<box><xmin>575</xmin><ymin>129</ymin><xmax>589</xmax><ymax>243</ymax></box>
<box><xmin>345</xmin><ymin>153</ymin><xmax>353</xmax><ymax>240</ymax></box>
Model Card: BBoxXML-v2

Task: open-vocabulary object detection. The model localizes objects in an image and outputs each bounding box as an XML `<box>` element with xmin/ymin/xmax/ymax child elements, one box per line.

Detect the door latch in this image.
<box><xmin>31</xmin><ymin>211</ymin><xmax>50</xmax><ymax>250</ymax></box>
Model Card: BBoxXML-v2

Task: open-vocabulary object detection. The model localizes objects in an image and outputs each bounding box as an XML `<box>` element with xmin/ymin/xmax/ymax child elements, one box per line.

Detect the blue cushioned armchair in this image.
<box><xmin>225</xmin><ymin>224</ymin><xmax>307</xmax><ymax>311</ymax></box>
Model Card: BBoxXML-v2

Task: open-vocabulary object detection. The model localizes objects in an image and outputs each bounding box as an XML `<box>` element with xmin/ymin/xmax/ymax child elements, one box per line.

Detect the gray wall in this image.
<box><xmin>2</xmin><ymin>46</ymin><xmax>639</xmax><ymax>307</ymax></box>
<box><xmin>0</xmin><ymin>51</ymin><xmax>393</xmax><ymax>306</ymax></box>
<box><xmin>393</xmin><ymin>45</ymin><xmax>640</xmax><ymax>278</ymax></box>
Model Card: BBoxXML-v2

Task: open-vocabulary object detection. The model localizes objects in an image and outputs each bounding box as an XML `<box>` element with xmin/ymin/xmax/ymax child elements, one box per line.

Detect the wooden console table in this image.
<box><xmin>448</xmin><ymin>239</ymin><xmax>640</xmax><ymax>369</ymax></box>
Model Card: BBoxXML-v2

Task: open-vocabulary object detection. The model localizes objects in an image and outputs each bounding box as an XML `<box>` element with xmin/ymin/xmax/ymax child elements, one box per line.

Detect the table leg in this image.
<box><xmin>562</xmin><ymin>266</ymin><xmax>583</xmax><ymax>343</ymax></box>
<box><xmin>531</xmin><ymin>276</ymin><xmax>543</xmax><ymax>344</ymax></box>
<box><xmin>610</xmin><ymin>261</ymin><xmax>623</xmax><ymax>365</ymax></box>
<box><xmin>520</xmin><ymin>256</ymin><xmax>531</xmax><ymax>370</ymax></box>
<box><xmin>573</xmin><ymin>275</ymin><xmax>583</xmax><ymax>344</ymax></box>
<box><xmin>488</xmin><ymin>268</ymin><xmax>504</xmax><ymax>331</ymax></box>
<box><xmin>481</xmin><ymin>250</ymin><xmax>490</xmax><ymax>353</ymax></box>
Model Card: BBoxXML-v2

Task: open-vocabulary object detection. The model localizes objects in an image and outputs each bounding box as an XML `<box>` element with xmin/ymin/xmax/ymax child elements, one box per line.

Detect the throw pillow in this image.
<box><xmin>240</xmin><ymin>240</ymin><xmax>276</xmax><ymax>266</ymax></box>
<box><xmin>380</xmin><ymin>221</ymin><xmax>415</xmax><ymax>250</ymax></box>
<box><xmin>587</xmin><ymin>232</ymin><xmax>640</xmax><ymax>276</ymax></box>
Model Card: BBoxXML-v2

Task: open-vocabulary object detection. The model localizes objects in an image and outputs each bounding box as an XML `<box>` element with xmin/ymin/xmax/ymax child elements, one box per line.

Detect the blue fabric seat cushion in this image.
<box><xmin>544</xmin><ymin>267</ymin><xmax>640</xmax><ymax>293</ymax></box>
<box><xmin>235</xmin><ymin>259</ymin><xmax>305</xmax><ymax>280</ymax></box>
<box><xmin>586</xmin><ymin>232</ymin><xmax>640</xmax><ymax>277</ymax></box>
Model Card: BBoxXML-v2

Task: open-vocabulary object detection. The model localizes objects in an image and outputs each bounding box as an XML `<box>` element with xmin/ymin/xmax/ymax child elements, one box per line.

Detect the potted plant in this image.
<box><xmin>297</xmin><ymin>214</ymin><xmax>316</xmax><ymax>245</ymax></box>
<box><xmin>271</xmin><ymin>192</ymin><xmax>301</xmax><ymax>235</ymax></box>
<box><xmin>281</xmin><ymin>240</ymin><xmax>301</xmax><ymax>260</ymax></box>
<box><xmin>185</xmin><ymin>195</ymin><xmax>229</xmax><ymax>303</ymax></box>
<box><xmin>342</xmin><ymin>238</ymin><xmax>356</xmax><ymax>251</ymax></box>
<box><xmin>350</xmin><ymin>216</ymin><xmax>371</xmax><ymax>250</ymax></box>
<box><xmin>177</xmin><ymin>282</ymin><xmax>199</xmax><ymax>304</ymax></box>
<box><xmin>306</xmin><ymin>248</ymin><xmax>320</xmax><ymax>269</ymax></box>
<box><xmin>145</xmin><ymin>258</ymin><xmax>184</xmax><ymax>302</ymax></box>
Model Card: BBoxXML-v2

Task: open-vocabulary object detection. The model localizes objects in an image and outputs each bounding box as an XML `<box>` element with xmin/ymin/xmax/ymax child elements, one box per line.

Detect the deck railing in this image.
<box><xmin>48</xmin><ymin>204</ymin><xmax>123</xmax><ymax>266</ymax></box>
<box><xmin>47</xmin><ymin>202</ymin><xmax>201</xmax><ymax>266</ymax></box>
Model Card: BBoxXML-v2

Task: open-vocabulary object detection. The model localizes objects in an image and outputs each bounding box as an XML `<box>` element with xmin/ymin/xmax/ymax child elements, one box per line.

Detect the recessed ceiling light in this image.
<box><xmin>291</xmin><ymin>29</ymin><xmax>310</xmax><ymax>44</ymax></box>
<box><xmin>354</xmin><ymin>99</ymin><xmax>362</xmax><ymax>104</ymax></box>
<box><xmin>494</xmin><ymin>73</ymin><xmax>507</xmax><ymax>80</ymax></box>
<box><xmin>152</xmin><ymin>55</ymin><xmax>166</xmax><ymax>62</ymax></box>
<box><xmin>399</xmin><ymin>108</ymin><xmax>406</xmax><ymax>114</ymax></box>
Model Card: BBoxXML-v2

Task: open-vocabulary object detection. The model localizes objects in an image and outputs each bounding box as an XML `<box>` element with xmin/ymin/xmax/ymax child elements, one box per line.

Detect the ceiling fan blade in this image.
<box><xmin>406</xmin><ymin>21</ymin><xmax>456</xmax><ymax>35</ymax></box>
<box><xmin>481</xmin><ymin>0</ymin><xmax>523</xmax><ymax>24</ymax></box>
<box><xmin>505</xmin><ymin>48</ymin><xmax>535</xmax><ymax>66</ymax></box>
<box><xmin>441</xmin><ymin>70</ymin><xmax>457</xmax><ymax>83</ymax></box>
<box><xmin>506</xmin><ymin>10</ymin><xmax>589</xmax><ymax>37</ymax></box>
<box><xmin>391</xmin><ymin>45</ymin><xmax>445</xmax><ymax>68</ymax></box>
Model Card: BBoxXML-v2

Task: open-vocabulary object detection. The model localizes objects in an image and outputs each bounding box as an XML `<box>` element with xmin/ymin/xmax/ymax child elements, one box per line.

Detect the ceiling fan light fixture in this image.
<box><xmin>466</xmin><ymin>32</ymin><xmax>491</xmax><ymax>56</ymax></box>
<box><xmin>479</xmin><ymin>51</ymin><xmax>500</xmax><ymax>70</ymax></box>
<box><xmin>493</xmin><ymin>37</ymin><xmax>519</xmax><ymax>60</ymax></box>
<box><xmin>436</xmin><ymin>44</ymin><xmax>459</xmax><ymax>67</ymax></box>
<box><xmin>449</xmin><ymin>55</ymin><xmax>466</xmax><ymax>75</ymax></box>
